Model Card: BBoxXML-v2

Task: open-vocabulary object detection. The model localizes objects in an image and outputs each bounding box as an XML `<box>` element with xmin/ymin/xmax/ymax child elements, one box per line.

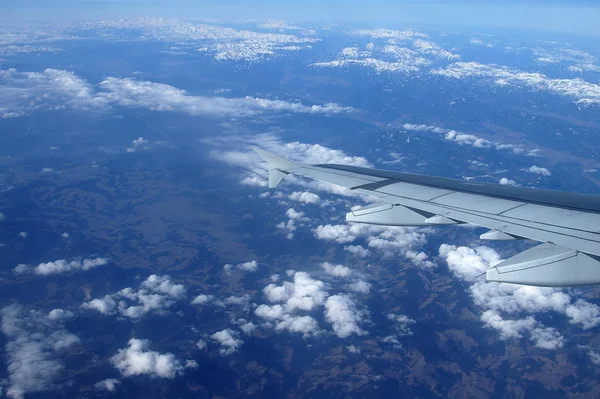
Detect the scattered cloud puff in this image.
<box><xmin>324</xmin><ymin>294</ymin><xmax>366</xmax><ymax>338</ymax></box>
<box><xmin>255</xmin><ymin>271</ymin><xmax>327</xmax><ymax>338</ymax></box>
<box><xmin>211</xmin><ymin>328</ymin><xmax>243</xmax><ymax>355</ymax></box>
<box><xmin>289</xmin><ymin>191</ymin><xmax>320</xmax><ymax>204</ymax></box>
<box><xmin>94</xmin><ymin>379</ymin><xmax>121</xmax><ymax>392</ymax></box>
<box><xmin>348</xmin><ymin>280</ymin><xmax>372</xmax><ymax>294</ymax></box>
<box><xmin>321</xmin><ymin>262</ymin><xmax>353</xmax><ymax>277</ymax></box>
<box><xmin>1</xmin><ymin>69</ymin><xmax>353</xmax><ymax>119</ymax></box>
<box><xmin>402</xmin><ymin>123</ymin><xmax>535</xmax><ymax>156</ymax></box>
<box><xmin>112</xmin><ymin>338</ymin><xmax>195</xmax><ymax>378</ymax></box>
<box><xmin>81</xmin><ymin>274</ymin><xmax>186</xmax><ymax>318</ymax></box>
<box><xmin>525</xmin><ymin>165</ymin><xmax>552</xmax><ymax>176</ymax></box>
<box><xmin>344</xmin><ymin>245</ymin><xmax>371</xmax><ymax>257</ymax></box>
<box><xmin>13</xmin><ymin>257</ymin><xmax>108</xmax><ymax>276</ymax></box>
<box><xmin>439</xmin><ymin>244</ymin><xmax>600</xmax><ymax>350</ymax></box>
<box><xmin>1</xmin><ymin>304</ymin><xmax>80</xmax><ymax>399</ymax></box>
<box><xmin>224</xmin><ymin>260</ymin><xmax>258</xmax><ymax>273</ymax></box>
<box><xmin>126</xmin><ymin>136</ymin><xmax>149</xmax><ymax>153</ymax></box>
<box><xmin>277</xmin><ymin>208</ymin><xmax>309</xmax><ymax>239</ymax></box>
<box><xmin>431</xmin><ymin>61</ymin><xmax>600</xmax><ymax>106</ymax></box>
<box><xmin>499</xmin><ymin>177</ymin><xmax>517</xmax><ymax>186</ymax></box>
<box><xmin>387</xmin><ymin>313</ymin><xmax>416</xmax><ymax>336</ymax></box>
<box><xmin>313</xmin><ymin>223</ymin><xmax>432</xmax><ymax>267</ymax></box>
<box><xmin>191</xmin><ymin>294</ymin><xmax>214</xmax><ymax>305</ymax></box>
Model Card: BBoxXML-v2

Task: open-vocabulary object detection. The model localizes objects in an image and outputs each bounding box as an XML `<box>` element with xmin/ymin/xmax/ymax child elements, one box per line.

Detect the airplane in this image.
<box><xmin>253</xmin><ymin>147</ymin><xmax>600</xmax><ymax>287</ymax></box>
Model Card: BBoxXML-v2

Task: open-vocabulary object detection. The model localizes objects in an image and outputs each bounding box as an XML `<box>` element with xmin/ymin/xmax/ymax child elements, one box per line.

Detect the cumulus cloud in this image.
<box><xmin>344</xmin><ymin>245</ymin><xmax>371</xmax><ymax>257</ymax></box>
<box><xmin>525</xmin><ymin>165</ymin><xmax>552</xmax><ymax>176</ymax></box>
<box><xmin>289</xmin><ymin>191</ymin><xmax>320</xmax><ymax>204</ymax></box>
<box><xmin>432</xmin><ymin>61</ymin><xmax>600</xmax><ymax>105</ymax></box>
<box><xmin>324</xmin><ymin>294</ymin><xmax>366</xmax><ymax>338</ymax></box>
<box><xmin>387</xmin><ymin>313</ymin><xmax>416</xmax><ymax>336</ymax></box>
<box><xmin>499</xmin><ymin>177</ymin><xmax>517</xmax><ymax>186</ymax></box>
<box><xmin>402</xmin><ymin>123</ymin><xmax>530</xmax><ymax>155</ymax></box>
<box><xmin>1</xmin><ymin>304</ymin><xmax>80</xmax><ymax>399</ymax></box>
<box><xmin>94</xmin><ymin>379</ymin><xmax>121</xmax><ymax>392</ymax></box>
<box><xmin>224</xmin><ymin>260</ymin><xmax>258</xmax><ymax>273</ymax></box>
<box><xmin>191</xmin><ymin>294</ymin><xmax>214</xmax><ymax>305</ymax></box>
<box><xmin>348</xmin><ymin>280</ymin><xmax>372</xmax><ymax>294</ymax></box>
<box><xmin>321</xmin><ymin>262</ymin><xmax>352</xmax><ymax>277</ymax></box>
<box><xmin>14</xmin><ymin>257</ymin><xmax>109</xmax><ymax>276</ymax></box>
<box><xmin>211</xmin><ymin>328</ymin><xmax>243</xmax><ymax>355</ymax></box>
<box><xmin>254</xmin><ymin>271</ymin><xmax>329</xmax><ymax>337</ymax></box>
<box><xmin>81</xmin><ymin>274</ymin><xmax>186</xmax><ymax>318</ymax></box>
<box><xmin>314</xmin><ymin>223</ymin><xmax>431</xmax><ymax>266</ymax></box>
<box><xmin>99</xmin><ymin>77</ymin><xmax>353</xmax><ymax>117</ymax></box>
<box><xmin>1</xmin><ymin>69</ymin><xmax>352</xmax><ymax>119</ymax></box>
<box><xmin>439</xmin><ymin>244</ymin><xmax>600</xmax><ymax>348</ymax></box>
<box><xmin>277</xmin><ymin>208</ymin><xmax>310</xmax><ymax>239</ymax></box>
<box><xmin>112</xmin><ymin>338</ymin><xmax>194</xmax><ymax>378</ymax></box>
<box><xmin>0</xmin><ymin>68</ymin><xmax>106</xmax><ymax>118</ymax></box>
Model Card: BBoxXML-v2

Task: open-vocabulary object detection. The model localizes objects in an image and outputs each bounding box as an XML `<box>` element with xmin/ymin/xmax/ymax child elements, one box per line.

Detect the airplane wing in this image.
<box><xmin>253</xmin><ymin>147</ymin><xmax>600</xmax><ymax>287</ymax></box>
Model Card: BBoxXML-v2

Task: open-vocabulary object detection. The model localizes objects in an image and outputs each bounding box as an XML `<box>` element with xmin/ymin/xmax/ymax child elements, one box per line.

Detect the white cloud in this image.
<box><xmin>589</xmin><ymin>350</ymin><xmax>600</xmax><ymax>365</ymax></box>
<box><xmin>314</xmin><ymin>223</ymin><xmax>430</xmax><ymax>265</ymax></box>
<box><xmin>1</xmin><ymin>304</ymin><xmax>80</xmax><ymax>399</ymax></box>
<box><xmin>530</xmin><ymin>327</ymin><xmax>564</xmax><ymax>350</ymax></box>
<box><xmin>263</xmin><ymin>271</ymin><xmax>327</xmax><ymax>312</ymax></box>
<box><xmin>525</xmin><ymin>165</ymin><xmax>552</xmax><ymax>176</ymax></box>
<box><xmin>94</xmin><ymin>379</ymin><xmax>121</xmax><ymax>392</ymax></box>
<box><xmin>15</xmin><ymin>257</ymin><xmax>109</xmax><ymax>276</ymax></box>
<box><xmin>432</xmin><ymin>61</ymin><xmax>600</xmax><ymax>106</ymax></box>
<box><xmin>81</xmin><ymin>274</ymin><xmax>186</xmax><ymax>318</ymax></box>
<box><xmin>224</xmin><ymin>260</ymin><xmax>258</xmax><ymax>273</ymax></box>
<box><xmin>439</xmin><ymin>244</ymin><xmax>500</xmax><ymax>282</ymax></box>
<box><xmin>402</xmin><ymin>123</ymin><xmax>529</xmax><ymax>155</ymax></box>
<box><xmin>289</xmin><ymin>191</ymin><xmax>320</xmax><ymax>204</ymax></box>
<box><xmin>196</xmin><ymin>340</ymin><xmax>207</xmax><ymax>350</ymax></box>
<box><xmin>99</xmin><ymin>77</ymin><xmax>353</xmax><ymax>117</ymax></box>
<box><xmin>348</xmin><ymin>280</ymin><xmax>372</xmax><ymax>294</ymax></box>
<box><xmin>2</xmin><ymin>69</ymin><xmax>352</xmax><ymax>119</ymax></box>
<box><xmin>191</xmin><ymin>294</ymin><xmax>214</xmax><ymax>305</ymax></box>
<box><xmin>344</xmin><ymin>245</ymin><xmax>371</xmax><ymax>257</ymax></box>
<box><xmin>499</xmin><ymin>177</ymin><xmax>517</xmax><ymax>186</ymax></box>
<box><xmin>112</xmin><ymin>338</ymin><xmax>194</xmax><ymax>378</ymax></box>
<box><xmin>47</xmin><ymin>309</ymin><xmax>74</xmax><ymax>321</ymax></box>
<box><xmin>324</xmin><ymin>294</ymin><xmax>366</xmax><ymax>338</ymax></box>
<box><xmin>321</xmin><ymin>262</ymin><xmax>352</xmax><ymax>277</ymax></box>
<box><xmin>0</xmin><ymin>68</ymin><xmax>106</xmax><ymax>118</ymax></box>
<box><xmin>439</xmin><ymin>244</ymin><xmax>600</xmax><ymax>348</ymax></box>
<box><xmin>211</xmin><ymin>328</ymin><xmax>243</xmax><ymax>355</ymax></box>
<box><xmin>387</xmin><ymin>313</ymin><xmax>416</xmax><ymax>336</ymax></box>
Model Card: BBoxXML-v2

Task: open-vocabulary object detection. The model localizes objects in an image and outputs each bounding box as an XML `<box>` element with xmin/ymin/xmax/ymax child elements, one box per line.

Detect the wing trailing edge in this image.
<box><xmin>486</xmin><ymin>243</ymin><xmax>600</xmax><ymax>286</ymax></box>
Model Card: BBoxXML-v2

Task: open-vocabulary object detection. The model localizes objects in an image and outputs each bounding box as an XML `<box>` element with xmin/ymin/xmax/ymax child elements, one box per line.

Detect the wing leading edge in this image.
<box><xmin>253</xmin><ymin>148</ymin><xmax>600</xmax><ymax>287</ymax></box>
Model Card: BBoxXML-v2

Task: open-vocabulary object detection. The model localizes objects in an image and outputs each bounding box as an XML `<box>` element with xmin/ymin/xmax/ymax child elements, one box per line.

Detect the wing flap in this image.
<box><xmin>486</xmin><ymin>243</ymin><xmax>600</xmax><ymax>286</ymax></box>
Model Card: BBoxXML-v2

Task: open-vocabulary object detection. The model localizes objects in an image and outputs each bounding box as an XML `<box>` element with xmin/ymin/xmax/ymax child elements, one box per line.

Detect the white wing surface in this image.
<box><xmin>253</xmin><ymin>148</ymin><xmax>600</xmax><ymax>287</ymax></box>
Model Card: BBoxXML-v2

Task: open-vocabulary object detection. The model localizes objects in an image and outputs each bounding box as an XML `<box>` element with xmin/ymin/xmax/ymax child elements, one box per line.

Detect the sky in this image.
<box><xmin>3</xmin><ymin>0</ymin><xmax>600</xmax><ymax>35</ymax></box>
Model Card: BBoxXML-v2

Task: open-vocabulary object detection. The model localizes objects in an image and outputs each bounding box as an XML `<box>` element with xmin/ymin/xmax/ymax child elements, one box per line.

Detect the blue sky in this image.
<box><xmin>4</xmin><ymin>0</ymin><xmax>600</xmax><ymax>34</ymax></box>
